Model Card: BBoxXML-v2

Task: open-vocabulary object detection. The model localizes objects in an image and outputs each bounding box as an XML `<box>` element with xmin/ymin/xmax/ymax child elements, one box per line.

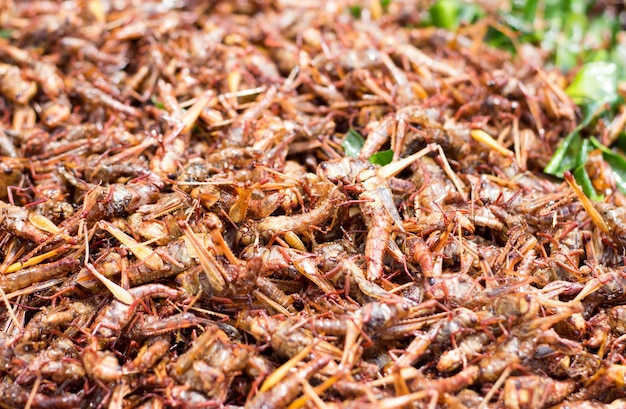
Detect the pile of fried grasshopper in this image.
<box><xmin>0</xmin><ymin>1</ymin><xmax>625</xmax><ymax>408</ymax></box>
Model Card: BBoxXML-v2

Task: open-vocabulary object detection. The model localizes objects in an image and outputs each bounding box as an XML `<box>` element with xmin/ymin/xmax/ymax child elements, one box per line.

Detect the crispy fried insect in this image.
<box><xmin>173</xmin><ymin>326</ymin><xmax>254</xmax><ymax>400</ymax></box>
<box><xmin>247</xmin><ymin>313</ymin><xmax>342</xmax><ymax>360</ymax></box>
<box><xmin>20</xmin><ymin>300</ymin><xmax>96</xmax><ymax>342</ymax></box>
<box><xmin>92</xmin><ymin>283</ymin><xmax>180</xmax><ymax>338</ymax></box>
<box><xmin>124</xmin><ymin>336</ymin><xmax>170</xmax><ymax>373</ymax></box>
<box><xmin>246</xmin><ymin>354</ymin><xmax>332</xmax><ymax>409</ymax></box>
<box><xmin>14</xmin><ymin>338</ymin><xmax>85</xmax><ymax>386</ymax></box>
<box><xmin>503</xmin><ymin>376</ymin><xmax>575</xmax><ymax>409</ymax></box>
<box><xmin>68</xmin><ymin>79</ymin><xmax>141</xmax><ymax>117</ymax></box>
<box><xmin>0</xmin><ymin>63</ymin><xmax>37</xmax><ymax>104</ymax></box>
<box><xmin>609</xmin><ymin>306</ymin><xmax>626</xmax><ymax>335</ymax></box>
<box><xmin>130</xmin><ymin>312</ymin><xmax>213</xmax><ymax>339</ymax></box>
<box><xmin>0</xmin><ymin>380</ymin><xmax>83</xmax><ymax>409</ymax></box>
<box><xmin>312</xmin><ymin>301</ymin><xmax>411</xmax><ymax>339</ymax></box>
<box><xmin>318</xmin><ymin>162</ymin><xmax>402</xmax><ymax>281</ymax></box>
<box><xmin>0</xmin><ymin>40</ymin><xmax>64</xmax><ymax>98</ymax></box>
<box><xmin>82</xmin><ymin>338</ymin><xmax>123</xmax><ymax>382</ymax></box>
<box><xmin>0</xmin><ymin>157</ymin><xmax>23</xmax><ymax>200</ymax></box>
<box><xmin>256</xmin><ymin>182</ymin><xmax>343</xmax><ymax>239</ymax></box>
<box><xmin>1</xmin><ymin>257</ymin><xmax>79</xmax><ymax>293</ymax></box>
<box><xmin>61</xmin><ymin>173</ymin><xmax>163</xmax><ymax>223</ymax></box>
<box><xmin>479</xmin><ymin>328</ymin><xmax>581</xmax><ymax>383</ymax></box>
<box><xmin>0</xmin><ymin>201</ymin><xmax>55</xmax><ymax>244</ymax></box>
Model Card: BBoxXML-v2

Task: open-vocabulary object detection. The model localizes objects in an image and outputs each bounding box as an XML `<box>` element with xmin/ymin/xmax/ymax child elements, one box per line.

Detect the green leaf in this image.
<box><xmin>0</xmin><ymin>29</ymin><xmax>11</xmax><ymax>39</ymax></box>
<box><xmin>456</xmin><ymin>3</ymin><xmax>484</xmax><ymax>26</ymax></box>
<box><xmin>368</xmin><ymin>150</ymin><xmax>394</xmax><ymax>166</ymax></box>
<box><xmin>554</xmin><ymin>48</ymin><xmax>578</xmax><ymax>75</ymax></box>
<box><xmin>518</xmin><ymin>0</ymin><xmax>538</xmax><ymax>22</ymax></box>
<box><xmin>429</xmin><ymin>0</ymin><xmax>461</xmax><ymax>30</ymax></box>
<box><xmin>573</xmin><ymin>165</ymin><xmax>603</xmax><ymax>201</ymax></box>
<box><xmin>349</xmin><ymin>5</ymin><xmax>361</xmax><ymax>18</ymax></box>
<box><xmin>565</xmin><ymin>61</ymin><xmax>619</xmax><ymax>105</ymax></box>
<box><xmin>610</xmin><ymin>42</ymin><xmax>626</xmax><ymax>80</ymax></box>
<box><xmin>342</xmin><ymin>129</ymin><xmax>365</xmax><ymax>158</ymax></box>
<box><xmin>575</xmin><ymin>137</ymin><xmax>592</xmax><ymax>169</ymax></box>
<box><xmin>570</xmin><ymin>138</ymin><xmax>603</xmax><ymax>200</ymax></box>
<box><xmin>499</xmin><ymin>12</ymin><xmax>535</xmax><ymax>35</ymax></box>
<box><xmin>381</xmin><ymin>0</ymin><xmax>391</xmax><ymax>11</ymax></box>
<box><xmin>544</xmin><ymin>130</ymin><xmax>582</xmax><ymax>177</ymax></box>
<box><xmin>614</xmin><ymin>132</ymin><xmax>626</xmax><ymax>152</ymax></box>
<box><xmin>579</xmin><ymin>98</ymin><xmax>615</xmax><ymax>129</ymax></box>
<box><xmin>545</xmin><ymin>102</ymin><xmax>616</xmax><ymax>178</ymax></box>
<box><xmin>589</xmin><ymin>136</ymin><xmax>626</xmax><ymax>195</ymax></box>
<box><xmin>485</xmin><ymin>27</ymin><xmax>515</xmax><ymax>53</ymax></box>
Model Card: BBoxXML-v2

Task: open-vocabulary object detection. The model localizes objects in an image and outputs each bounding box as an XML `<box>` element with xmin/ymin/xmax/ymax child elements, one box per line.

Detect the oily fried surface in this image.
<box><xmin>0</xmin><ymin>1</ymin><xmax>625</xmax><ymax>408</ymax></box>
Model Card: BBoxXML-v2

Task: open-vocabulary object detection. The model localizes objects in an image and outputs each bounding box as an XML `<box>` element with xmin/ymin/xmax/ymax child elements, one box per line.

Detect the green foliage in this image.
<box><xmin>342</xmin><ymin>129</ymin><xmax>365</xmax><ymax>158</ymax></box>
<box><xmin>566</xmin><ymin>62</ymin><xmax>619</xmax><ymax>106</ymax></box>
<box><xmin>350</xmin><ymin>0</ymin><xmax>626</xmax><ymax>197</ymax></box>
<box><xmin>368</xmin><ymin>150</ymin><xmax>394</xmax><ymax>166</ymax></box>
<box><xmin>478</xmin><ymin>0</ymin><xmax>625</xmax><ymax>199</ymax></box>
<box><xmin>341</xmin><ymin>130</ymin><xmax>394</xmax><ymax>166</ymax></box>
<box><xmin>426</xmin><ymin>0</ymin><xmax>483</xmax><ymax>30</ymax></box>
<box><xmin>349</xmin><ymin>5</ymin><xmax>362</xmax><ymax>18</ymax></box>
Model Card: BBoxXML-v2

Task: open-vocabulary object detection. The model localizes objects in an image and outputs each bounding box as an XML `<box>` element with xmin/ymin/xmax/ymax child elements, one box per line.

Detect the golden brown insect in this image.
<box><xmin>14</xmin><ymin>337</ymin><xmax>85</xmax><ymax>386</ymax></box>
<box><xmin>60</xmin><ymin>37</ymin><xmax>127</xmax><ymax>67</ymax></box>
<box><xmin>68</xmin><ymin>79</ymin><xmax>142</xmax><ymax>117</ymax></box>
<box><xmin>92</xmin><ymin>283</ymin><xmax>180</xmax><ymax>338</ymax></box>
<box><xmin>254</xmin><ymin>276</ymin><xmax>297</xmax><ymax>315</ymax></box>
<box><xmin>0</xmin><ymin>63</ymin><xmax>37</xmax><ymax>104</ymax></box>
<box><xmin>609</xmin><ymin>305</ymin><xmax>626</xmax><ymax>336</ymax></box>
<box><xmin>479</xmin><ymin>327</ymin><xmax>582</xmax><ymax>383</ymax></box>
<box><xmin>312</xmin><ymin>301</ymin><xmax>411</xmax><ymax>339</ymax></box>
<box><xmin>82</xmin><ymin>337</ymin><xmax>123</xmax><ymax>382</ymax></box>
<box><xmin>124</xmin><ymin>336</ymin><xmax>171</xmax><ymax>373</ymax></box>
<box><xmin>256</xmin><ymin>181</ymin><xmax>344</xmax><ymax>240</ymax></box>
<box><xmin>226</xmin><ymin>86</ymin><xmax>277</xmax><ymax>147</ymax></box>
<box><xmin>318</xmin><ymin>158</ymin><xmax>404</xmax><ymax>281</ymax></box>
<box><xmin>0</xmin><ymin>40</ymin><xmax>64</xmax><ymax>98</ymax></box>
<box><xmin>20</xmin><ymin>299</ymin><xmax>96</xmax><ymax>342</ymax></box>
<box><xmin>1</xmin><ymin>257</ymin><xmax>79</xmax><ymax>293</ymax></box>
<box><xmin>247</xmin><ymin>313</ymin><xmax>342</xmax><ymax>360</ymax></box>
<box><xmin>0</xmin><ymin>381</ymin><xmax>82</xmax><ymax>409</ymax></box>
<box><xmin>437</xmin><ymin>332</ymin><xmax>492</xmax><ymax>373</ymax></box>
<box><xmin>318</xmin><ymin>145</ymin><xmax>437</xmax><ymax>281</ymax></box>
<box><xmin>0</xmin><ymin>200</ymin><xmax>56</xmax><ymax>244</ymax></box>
<box><xmin>503</xmin><ymin>376</ymin><xmax>575</xmax><ymax>409</ymax></box>
<box><xmin>174</xmin><ymin>326</ymin><xmax>254</xmax><ymax>400</ymax></box>
<box><xmin>40</xmin><ymin>97</ymin><xmax>71</xmax><ymax>127</ymax></box>
<box><xmin>131</xmin><ymin>312</ymin><xmax>213</xmax><ymax>339</ymax></box>
<box><xmin>59</xmin><ymin>170</ymin><xmax>163</xmax><ymax>225</ymax></box>
<box><xmin>246</xmin><ymin>354</ymin><xmax>332</xmax><ymax>409</ymax></box>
